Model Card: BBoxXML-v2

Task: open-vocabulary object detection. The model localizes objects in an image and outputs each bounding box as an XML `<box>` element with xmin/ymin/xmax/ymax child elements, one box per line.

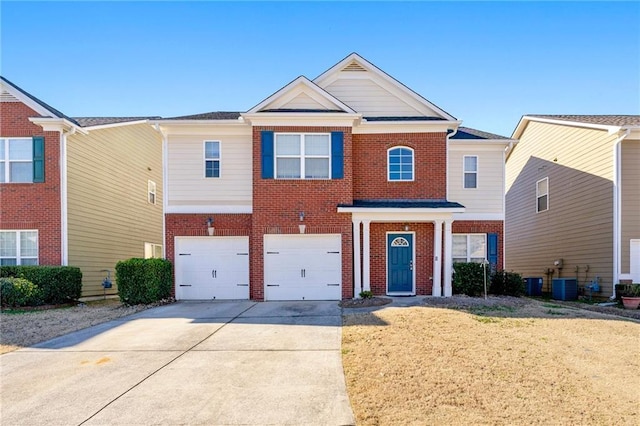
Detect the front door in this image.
<box><xmin>387</xmin><ymin>233</ymin><xmax>414</xmax><ymax>294</ymax></box>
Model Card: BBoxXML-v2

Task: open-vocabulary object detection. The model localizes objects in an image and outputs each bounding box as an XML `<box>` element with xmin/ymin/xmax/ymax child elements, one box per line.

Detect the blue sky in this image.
<box><xmin>1</xmin><ymin>1</ymin><xmax>639</xmax><ymax>136</ymax></box>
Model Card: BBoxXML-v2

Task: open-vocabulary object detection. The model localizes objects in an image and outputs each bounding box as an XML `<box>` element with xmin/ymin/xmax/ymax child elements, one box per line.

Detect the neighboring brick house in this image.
<box><xmin>506</xmin><ymin>115</ymin><xmax>640</xmax><ymax>297</ymax></box>
<box><xmin>0</xmin><ymin>77</ymin><xmax>163</xmax><ymax>297</ymax></box>
<box><xmin>155</xmin><ymin>53</ymin><xmax>514</xmax><ymax>300</ymax></box>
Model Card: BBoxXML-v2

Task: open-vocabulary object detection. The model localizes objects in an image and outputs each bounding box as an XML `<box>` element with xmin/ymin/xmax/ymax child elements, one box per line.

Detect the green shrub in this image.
<box><xmin>0</xmin><ymin>266</ymin><xmax>82</xmax><ymax>304</ymax></box>
<box><xmin>116</xmin><ymin>258</ymin><xmax>172</xmax><ymax>305</ymax></box>
<box><xmin>490</xmin><ymin>270</ymin><xmax>525</xmax><ymax>297</ymax></box>
<box><xmin>453</xmin><ymin>262</ymin><xmax>490</xmax><ymax>297</ymax></box>
<box><xmin>359</xmin><ymin>290</ymin><xmax>374</xmax><ymax>299</ymax></box>
<box><xmin>0</xmin><ymin>277</ymin><xmax>43</xmax><ymax>307</ymax></box>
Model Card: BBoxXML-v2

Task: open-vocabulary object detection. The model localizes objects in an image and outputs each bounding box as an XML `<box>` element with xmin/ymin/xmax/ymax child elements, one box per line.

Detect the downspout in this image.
<box><xmin>60</xmin><ymin>126</ymin><xmax>76</xmax><ymax>265</ymax></box>
<box><xmin>612</xmin><ymin>128</ymin><xmax>630</xmax><ymax>299</ymax></box>
<box><xmin>154</xmin><ymin>124</ymin><xmax>168</xmax><ymax>258</ymax></box>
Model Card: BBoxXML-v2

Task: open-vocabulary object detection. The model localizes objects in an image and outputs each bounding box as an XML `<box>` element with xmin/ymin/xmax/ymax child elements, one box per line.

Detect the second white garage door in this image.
<box><xmin>264</xmin><ymin>234</ymin><xmax>342</xmax><ymax>301</ymax></box>
<box><xmin>175</xmin><ymin>237</ymin><xmax>249</xmax><ymax>300</ymax></box>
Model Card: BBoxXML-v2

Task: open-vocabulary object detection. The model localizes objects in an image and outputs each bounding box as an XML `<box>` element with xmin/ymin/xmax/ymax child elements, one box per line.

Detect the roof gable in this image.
<box><xmin>313</xmin><ymin>53</ymin><xmax>456</xmax><ymax>121</ymax></box>
<box><xmin>247</xmin><ymin>76</ymin><xmax>356</xmax><ymax>114</ymax></box>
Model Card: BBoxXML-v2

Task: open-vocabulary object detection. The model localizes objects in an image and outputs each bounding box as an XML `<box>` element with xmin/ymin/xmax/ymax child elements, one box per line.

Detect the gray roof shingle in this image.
<box><xmin>527</xmin><ymin>115</ymin><xmax>640</xmax><ymax>127</ymax></box>
<box><xmin>451</xmin><ymin>127</ymin><xmax>510</xmax><ymax>140</ymax></box>
<box><xmin>164</xmin><ymin>112</ymin><xmax>242</xmax><ymax>120</ymax></box>
<box><xmin>339</xmin><ymin>199</ymin><xmax>465</xmax><ymax>209</ymax></box>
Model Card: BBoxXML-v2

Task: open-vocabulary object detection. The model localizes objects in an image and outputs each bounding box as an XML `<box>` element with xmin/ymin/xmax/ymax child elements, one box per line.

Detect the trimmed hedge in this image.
<box><xmin>490</xmin><ymin>270</ymin><xmax>525</xmax><ymax>297</ymax></box>
<box><xmin>0</xmin><ymin>277</ymin><xmax>43</xmax><ymax>307</ymax></box>
<box><xmin>0</xmin><ymin>266</ymin><xmax>82</xmax><ymax>304</ymax></box>
<box><xmin>116</xmin><ymin>258</ymin><xmax>172</xmax><ymax>305</ymax></box>
<box><xmin>453</xmin><ymin>262</ymin><xmax>490</xmax><ymax>297</ymax></box>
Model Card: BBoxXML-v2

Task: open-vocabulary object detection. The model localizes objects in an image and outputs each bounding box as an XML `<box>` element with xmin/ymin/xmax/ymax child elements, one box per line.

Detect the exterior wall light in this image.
<box><xmin>299</xmin><ymin>212</ymin><xmax>306</xmax><ymax>234</ymax></box>
<box><xmin>207</xmin><ymin>217</ymin><xmax>214</xmax><ymax>236</ymax></box>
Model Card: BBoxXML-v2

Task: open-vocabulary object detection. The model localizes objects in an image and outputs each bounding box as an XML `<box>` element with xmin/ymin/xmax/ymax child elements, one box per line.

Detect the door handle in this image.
<box><xmin>409</xmin><ymin>260</ymin><xmax>413</xmax><ymax>271</ymax></box>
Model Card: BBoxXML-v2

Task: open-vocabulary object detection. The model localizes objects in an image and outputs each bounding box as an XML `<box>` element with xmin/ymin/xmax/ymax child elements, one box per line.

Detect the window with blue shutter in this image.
<box><xmin>261</xmin><ymin>131</ymin><xmax>274</xmax><ymax>179</ymax></box>
<box><xmin>32</xmin><ymin>136</ymin><xmax>45</xmax><ymax>183</ymax></box>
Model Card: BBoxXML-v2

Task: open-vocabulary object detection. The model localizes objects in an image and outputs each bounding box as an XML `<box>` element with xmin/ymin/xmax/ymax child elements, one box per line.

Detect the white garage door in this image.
<box><xmin>264</xmin><ymin>234</ymin><xmax>342</xmax><ymax>301</ymax></box>
<box><xmin>175</xmin><ymin>237</ymin><xmax>249</xmax><ymax>300</ymax></box>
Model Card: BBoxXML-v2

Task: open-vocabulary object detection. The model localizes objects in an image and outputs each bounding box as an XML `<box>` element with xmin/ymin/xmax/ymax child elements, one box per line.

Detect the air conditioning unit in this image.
<box><xmin>525</xmin><ymin>277</ymin><xmax>543</xmax><ymax>296</ymax></box>
<box><xmin>552</xmin><ymin>278</ymin><xmax>578</xmax><ymax>301</ymax></box>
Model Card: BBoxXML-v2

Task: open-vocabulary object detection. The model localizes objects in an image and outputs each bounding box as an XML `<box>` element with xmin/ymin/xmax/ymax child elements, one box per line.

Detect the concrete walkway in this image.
<box><xmin>0</xmin><ymin>301</ymin><xmax>355</xmax><ymax>425</ymax></box>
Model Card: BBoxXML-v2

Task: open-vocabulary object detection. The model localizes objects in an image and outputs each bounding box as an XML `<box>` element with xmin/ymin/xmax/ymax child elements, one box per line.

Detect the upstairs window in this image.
<box><xmin>204</xmin><ymin>141</ymin><xmax>220</xmax><ymax>178</ymax></box>
<box><xmin>0</xmin><ymin>138</ymin><xmax>33</xmax><ymax>183</ymax></box>
<box><xmin>388</xmin><ymin>147</ymin><xmax>414</xmax><ymax>181</ymax></box>
<box><xmin>536</xmin><ymin>177</ymin><xmax>549</xmax><ymax>212</ymax></box>
<box><xmin>144</xmin><ymin>242</ymin><xmax>163</xmax><ymax>259</ymax></box>
<box><xmin>147</xmin><ymin>180</ymin><xmax>156</xmax><ymax>204</ymax></box>
<box><xmin>463</xmin><ymin>155</ymin><xmax>478</xmax><ymax>188</ymax></box>
<box><xmin>275</xmin><ymin>133</ymin><xmax>330</xmax><ymax>179</ymax></box>
<box><xmin>0</xmin><ymin>230</ymin><xmax>38</xmax><ymax>265</ymax></box>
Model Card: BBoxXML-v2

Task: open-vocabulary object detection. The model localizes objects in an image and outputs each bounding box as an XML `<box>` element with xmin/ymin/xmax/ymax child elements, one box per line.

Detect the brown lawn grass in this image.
<box><xmin>342</xmin><ymin>299</ymin><xmax>640</xmax><ymax>425</ymax></box>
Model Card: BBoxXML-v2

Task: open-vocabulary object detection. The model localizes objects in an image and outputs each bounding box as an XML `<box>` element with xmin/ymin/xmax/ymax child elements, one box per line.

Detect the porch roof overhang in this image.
<box><xmin>337</xmin><ymin>199</ymin><xmax>465</xmax><ymax>219</ymax></box>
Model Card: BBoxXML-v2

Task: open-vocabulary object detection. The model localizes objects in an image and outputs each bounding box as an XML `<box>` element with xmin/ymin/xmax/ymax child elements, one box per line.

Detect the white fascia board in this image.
<box><xmin>452</xmin><ymin>212</ymin><xmax>504</xmax><ymax>221</ymax></box>
<box><xmin>512</xmin><ymin>116</ymin><xmax>622</xmax><ymax>139</ymax></box>
<box><xmin>241</xmin><ymin>112</ymin><xmax>360</xmax><ymax>127</ymax></box>
<box><xmin>155</xmin><ymin>122</ymin><xmax>252</xmax><ymax>137</ymax></box>
<box><xmin>1</xmin><ymin>81</ymin><xmax>58</xmax><ymax>118</ymax></box>
<box><xmin>343</xmin><ymin>210</ymin><xmax>460</xmax><ymax>223</ymax></box>
<box><xmin>28</xmin><ymin>117</ymin><xmax>87</xmax><ymax>134</ymax></box>
<box><xmin>353</xmin><ymin>120</ymin><xmax>460</xmax><ymax>134</ymax></box>
<box><xmin>151</xmin><ymin>119</ymin><xmax>247</xmax><ymax>126</ymax></box>
<box><xmin>248</xmin><ymin>76</ymin><xmax>356</xmax><ymax>114</ymax></box>
<box><xmin>166</xmin><ymin>205</ymin><xmax>253</xmax><ymax>214</ymax></box>
<box><xmin>80</xmin><ymin>120</ymin><xmax>150</xmax><ymax>131</ymax></box>
<box><xmin>314</xmin><ymin>53</ymin><xmax>456</xmax><ymax>121</ymax></box>
<box><xmin>449</xmin><ymin>140</ymin><xmax>515</xmax><ymax>150</ymax></box>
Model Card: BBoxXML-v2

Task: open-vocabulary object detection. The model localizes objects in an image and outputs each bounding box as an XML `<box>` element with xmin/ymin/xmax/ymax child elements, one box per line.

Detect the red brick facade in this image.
<box><xmin>0</xmin><ymin>102</ymin><xmax>61</xmax><ymax>265</ymax></box>
<box><xmin>352</xmin><ymin>132</ymin><xmax>447</xmax><ymax>199</ymax></box>
<box><xmin>251</xmin><ymin>126</ymin><xmax>354</xmax><ymax>300</ymax></box>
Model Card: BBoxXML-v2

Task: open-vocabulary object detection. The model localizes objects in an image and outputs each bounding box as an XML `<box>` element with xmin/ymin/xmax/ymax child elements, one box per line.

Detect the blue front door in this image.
<box><xmin>387</xmin><ymin>233</ymin><xmax>413</xmax><ymax>294</ymax></box>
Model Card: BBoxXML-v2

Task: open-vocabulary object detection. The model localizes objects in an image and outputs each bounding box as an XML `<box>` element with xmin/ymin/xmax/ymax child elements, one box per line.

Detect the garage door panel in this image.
<box><xmin>175</xmin><ymin>237</ymin><xmax>249</xmax><ymax>300</ymax></box>
<box><xmin>264</xmin><ymin>234</ymin><xmax>342</xmax><ymax>301</ymax></box>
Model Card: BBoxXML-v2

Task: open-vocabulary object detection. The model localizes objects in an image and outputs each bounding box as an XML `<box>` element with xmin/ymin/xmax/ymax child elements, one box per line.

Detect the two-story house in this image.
<box><xmin>0</xmin><ymin>77</ymin><xmax>164</xmax><ymax>297</ymax></box>
<box><xmin>506</xmin><ymin>115</ymin><xmax>640</xmax><ymax>298</ymax></box>
<box><xmin>155</xmin><ymin>53</ymin><xmax>514</xmax><ymax>301</ymax></box>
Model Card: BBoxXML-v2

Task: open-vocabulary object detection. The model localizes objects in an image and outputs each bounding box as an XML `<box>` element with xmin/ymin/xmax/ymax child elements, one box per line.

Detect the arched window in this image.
<box><xmin>387</xmin><ymin>146</ymin><xmax>414</xmax><ymax>181</ymax></box>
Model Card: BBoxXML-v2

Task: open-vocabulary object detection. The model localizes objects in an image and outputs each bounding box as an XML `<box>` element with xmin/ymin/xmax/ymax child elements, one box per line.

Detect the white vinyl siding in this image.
<box><xmin>275</xmin><ymin>133</ymin><xmax>330</xmax><ymax>179</ymax></box>
<box><xmin>0</xmin><ymin>230</ymin><xmax>38</xmax><ymax>265</ymax></box>
<box><xmin>621</xmin><ymin>139</ymin><xmax>640</xmax><ymax>273</ymax></box>
<box><xmin>453</xmin><ymin>234</ymin><xmax>486</xmax><ymax>264</ymax></box>
<box><xmin>536</xmin><ymin>177</ymin><xmax>548</xmax><ymax>213</ymax></box>
<box><xmin>448</xmin><ymin>146</ymin><xmax>505</xmax><ymax>215</ymax></box>
<box><xmin>166</xmin><ymin>131</ymin><xmax>252</xmax><ymax>209</ymax></box>
<box><xmin>0</xmin><ymin>138</ymin><xmax>32</xmax><ymax>183</ymax></box>
<box><xmin>463</xmin><ymin>155</ymin><xmax>478</xmax><ymax>189</ymax></box>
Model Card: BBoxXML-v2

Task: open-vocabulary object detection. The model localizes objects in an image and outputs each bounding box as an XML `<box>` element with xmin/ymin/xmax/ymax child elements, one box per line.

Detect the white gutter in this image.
<box><xmin>445</xmin><ymin>127</ymin><xmax>459</xmax><ymax>201</ymax></box>
<box><xmin>154</xmin><ymin>124</ymin><xmax>169</xmax><ymax>258</ymax></box>
<box><xmin>612</xmin><ymin>128</ymin><xmax>630</xmax><ymax>298</ymax></box>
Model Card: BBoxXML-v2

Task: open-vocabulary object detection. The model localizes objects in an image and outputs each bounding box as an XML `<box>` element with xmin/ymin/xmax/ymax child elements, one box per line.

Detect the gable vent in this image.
<box><xmin>342</xmin><ymin>61</ymin><xmax>366</xmax><ymax>72</ymax></box>
<box><xmin>0</xmin><ymin>90</ymin><xmax>20</xmax><ymax>102</ymax></box>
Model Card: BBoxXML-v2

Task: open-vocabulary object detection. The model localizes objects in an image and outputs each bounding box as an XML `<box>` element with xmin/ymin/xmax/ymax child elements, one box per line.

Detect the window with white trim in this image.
<box><xmin>204</xmin><ymin>141</ymin><xmax>220</xmax><ymax>178</ymax></box>
<box><xmin>536</xmin><ymin>177</ymin><xmax>548</xmax><ymax>213</ymax></box>
<box><xmin>452</xmin><ymin>234</ymin><xmax>486</xmax><ymax>263</ymax></box>
<box><xmin>144</xmin><ymin>242</ymin><xmax>163</xmax><ymax>259</ymax></box>
<box><xmin>0</xmin><ymin>230</ymin><xmax>38</xmax><ymax>265</ymax></box>
<box><xmin>388</xmin><ymin>147</ymin><xmax>414</xmax><ymax>181</ymax></box>
<box><xmin>0</xmin><ymin>138</ymin><xmax>33</xmax><ymax>183</ymax></box>
<box><xmin>275</xmin><ymin>133</ymin><xmax>330</xmax><ymax>179</ymax></box>
<box><xmin>147</xmin><ymin>180</ymin><xmax>156</xmax><ymax>204</ymax></box>
<box><xmin>463</xmin><ymin>155</ymin><xmax>478</xmax><ymax>189</ymax></box>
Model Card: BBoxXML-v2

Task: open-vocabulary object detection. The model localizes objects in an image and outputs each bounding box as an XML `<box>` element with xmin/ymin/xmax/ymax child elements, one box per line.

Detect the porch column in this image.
<box><xmin>443</xmin><ymin>219</ymin><xmax>453</xmax><ymax>297</ymax></box>
<box><xmin>362</xmin><ymin>220</ymin><xmax>371</xmax><ymax>292</ymax></box>
<box><xmin>432</xmin><ymin>220</ymin><xmax>443</xmax><ymax>297</ymax></box>
<box><xmin>352</xmin><ymin>219</ymin><xmax>362</xmax><ymax>298</ymax></box>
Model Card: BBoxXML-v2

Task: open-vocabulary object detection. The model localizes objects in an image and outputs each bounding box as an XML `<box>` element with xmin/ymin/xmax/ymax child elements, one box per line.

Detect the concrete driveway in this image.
<box><xmin>0</xmin><ymin>301</ymin><xmax>355</xmax><ymax>425</ymax></box>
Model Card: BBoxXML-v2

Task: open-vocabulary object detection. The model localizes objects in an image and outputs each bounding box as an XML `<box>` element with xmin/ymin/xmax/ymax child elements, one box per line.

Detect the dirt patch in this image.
<box><xmin>342</xmin><ymin>296</ymin><xmax>640</xmax><ymax>425</ymax></box>
<box><xmin>340</xmin><ymin>297</ymin><xmax>392</xmax><ymax>308</ymax></box>
<box><xmin>0</xmin><ymin>298</ymin><xmax>173</xmax><ymax>354</ymax></box>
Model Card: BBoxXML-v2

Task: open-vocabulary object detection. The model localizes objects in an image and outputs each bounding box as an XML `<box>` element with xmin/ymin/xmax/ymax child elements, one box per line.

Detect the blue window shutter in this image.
<box><xmin>487</xmin><ymin>233</ymin><xmax>498</xmax><ymax>268</ymax></box>
<box><xmin>261</xmin><ymin>131</ymin><xmax>274</xmax><ymax>179</ymax></box>
<box><xmin>331</xmin><ymin>131</ymin><xmax>344</xmax><ymax>179</ymax></box>
<box><xmin>32</xmin><ymin>136</ymin><xmax>45</xmax><ymax>183</ymax></box>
